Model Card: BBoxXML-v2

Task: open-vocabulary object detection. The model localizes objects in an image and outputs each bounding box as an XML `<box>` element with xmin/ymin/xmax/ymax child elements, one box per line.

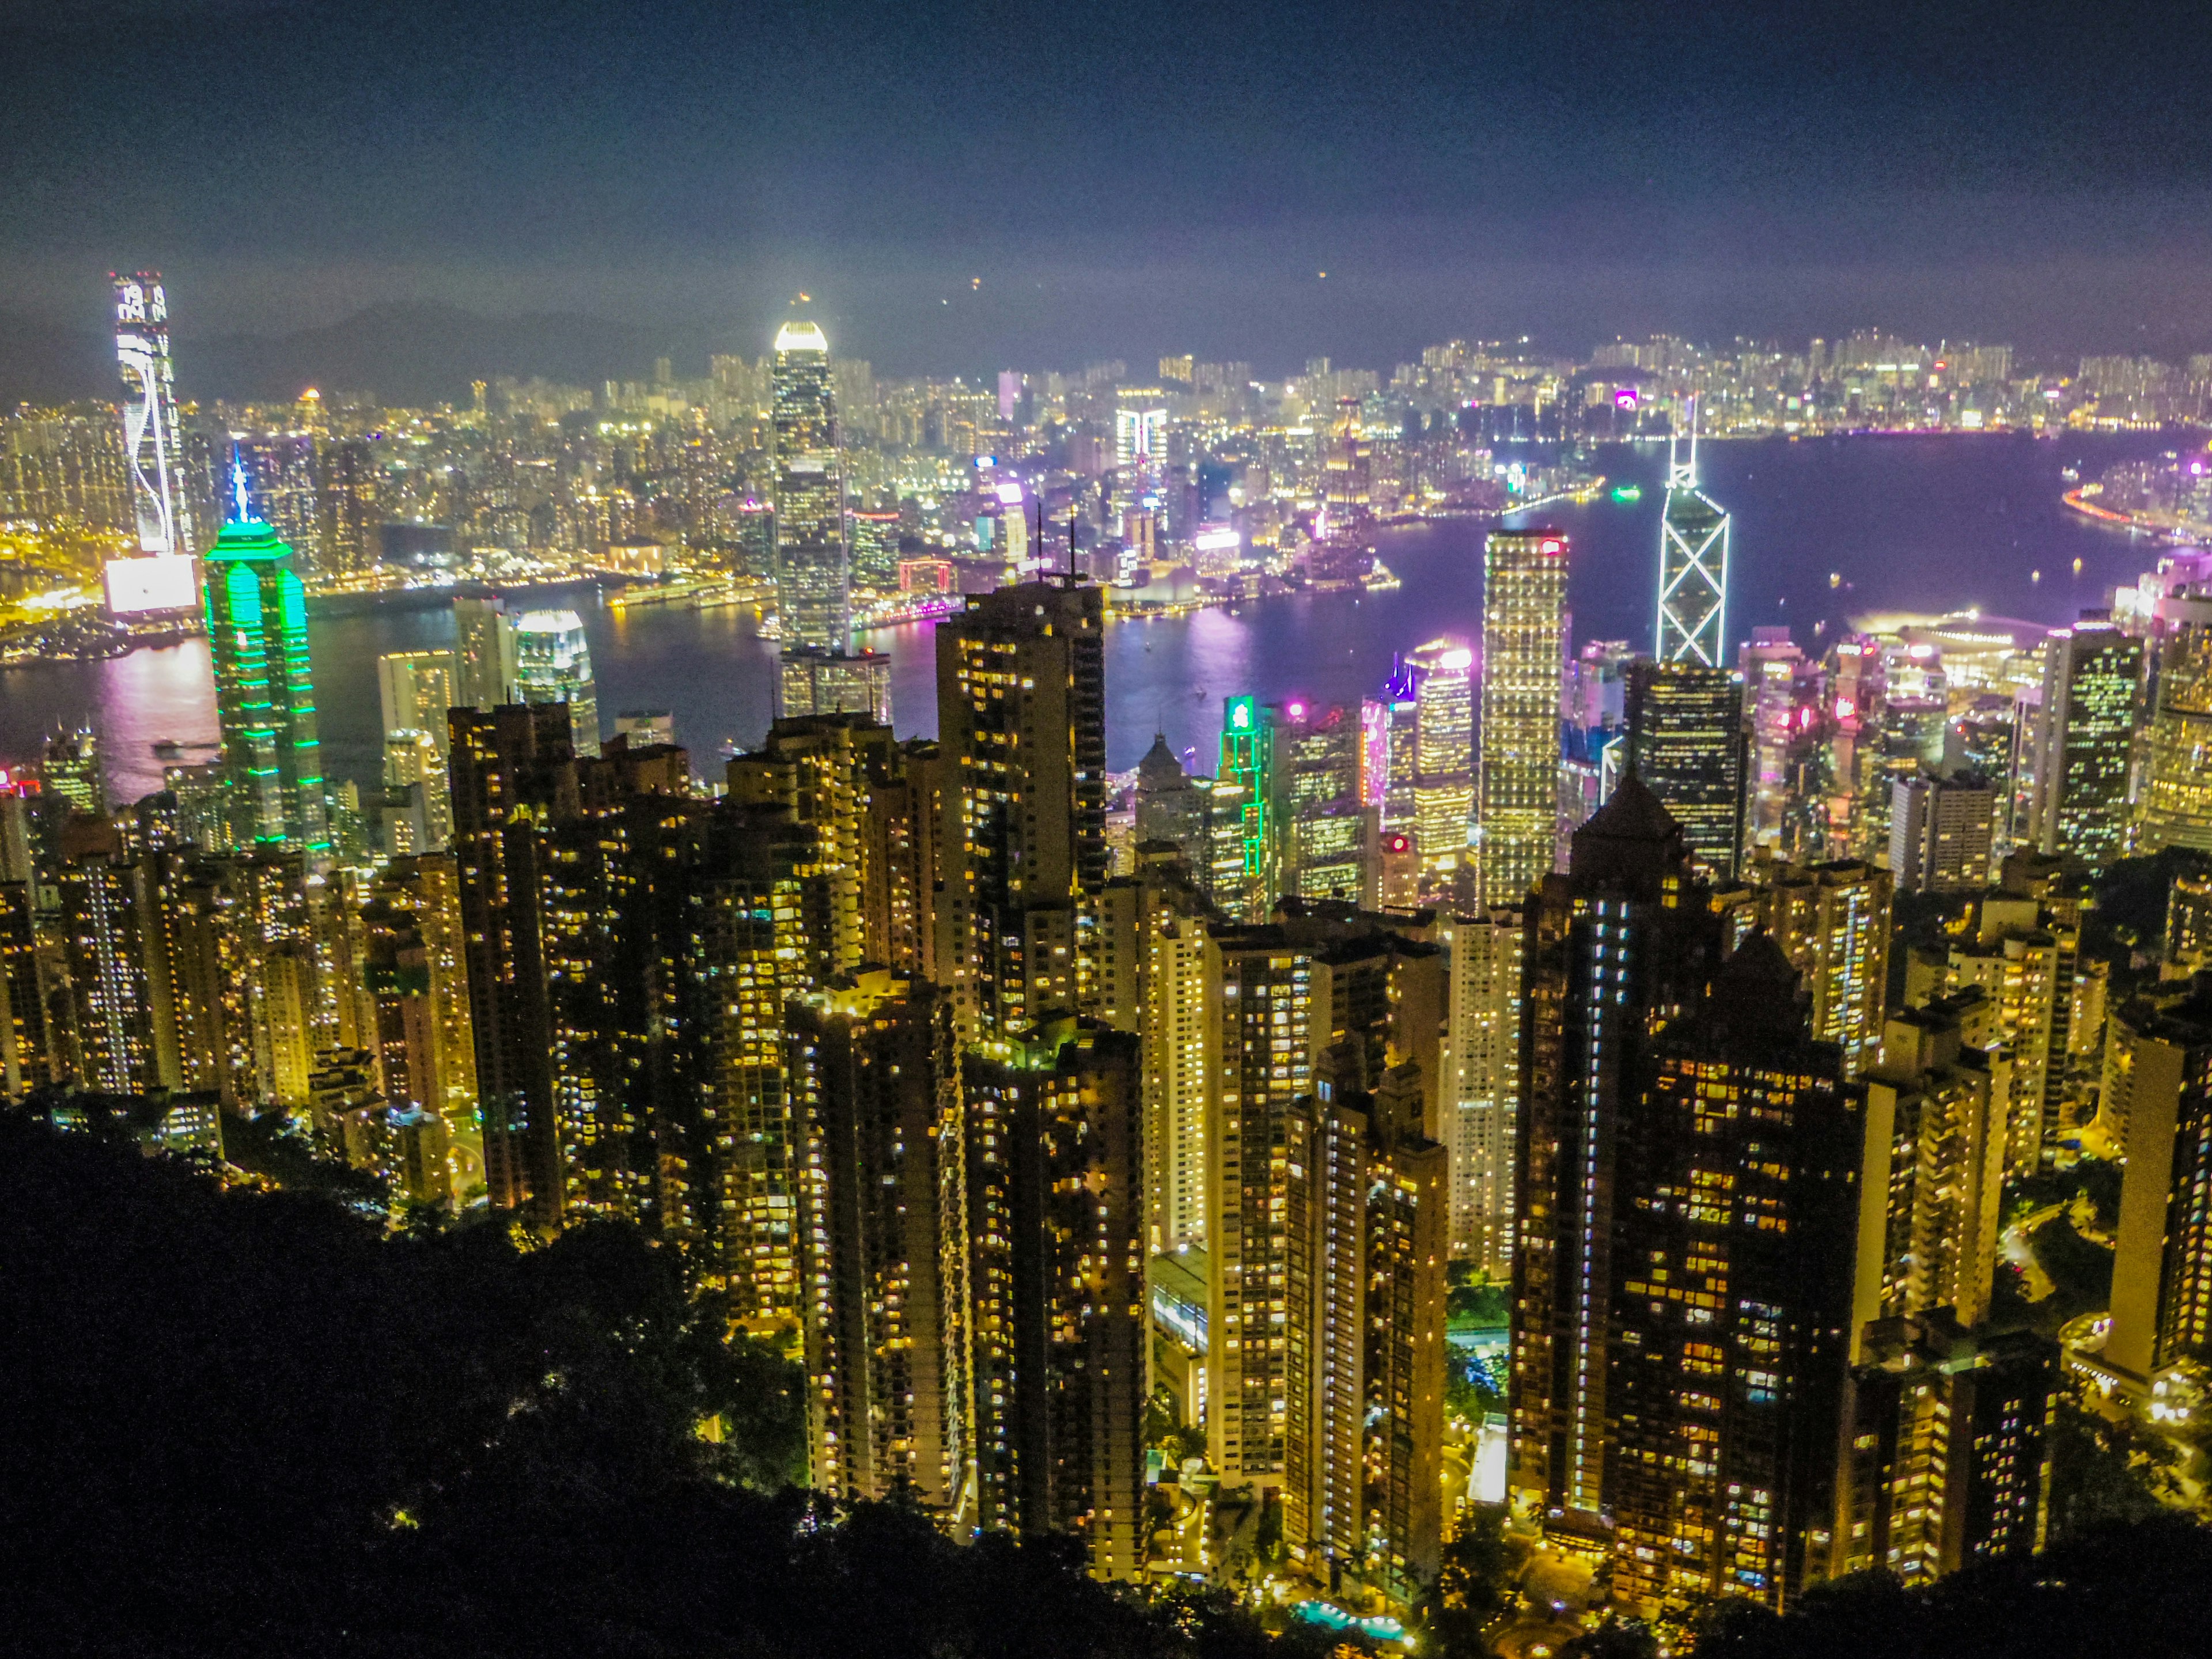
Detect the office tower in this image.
<box><xmin>1740</xmin><ymin>856</ymin><xmax>1893</xmax><ymax>1075</ymax></box>
<box><xmin>1206</xmin><ymin>906</ymin><xmax>1444</xmax><ymax>1491</ymax></box>
<box><xmin>1889</xmin><ymin>770</ymin><xmax>1995</xmax><ymax>893</ymax></box>
<box><xmin>2028</xmin><ymin>617</ymin><xmax>2141</xmax><ymax>873</ymax></box>
<box><xmin>111</xmin><ymin>272</ymin><xmax>194</xmax><ymax>559</ymax></box>
<box><xmin>789</xmin><ymin>972</ymin><xmax>957</xmax><ymax>1508</ymax></box>
<box><xmin>1859</xmin><ymin>995</ymin><xmax>2010</xmax><ymax>1332</ymax></box>
<box><xmin>2169</xmin><ymin>870</ymin><xmax>2212</xmax><ymax>972</ymax></box>
<box><xmin>203</xmin><ymin>474</ymin><xmax>331</xmax><ymax>858</ymax></box>
<box><xmin>2137</xmin><ymin>618</ymin><xmax>2212</xmax><ymax>854</ymax></box>
<box><xmin>1273</xmin><ymin>701</ymin><xmax>1370</xmax><ymax>906</ymax></box>
<box><xmin>2105</xmin><ymin>984</ymin><xmax>2212</xmax><ymax>1384</ymax></box>
<box><xmin>1321</xmin><ymin>396</ymin><xmax>1371</xmax><ymax>518</ymax></box>
<box><xmin>1835</xmin><ymin>1316</ymin><xmax>2054</xmax><ymax>1586</ymax></box>
<box><xmin>1560</xmin><ymin>639</ymin><xmax>1632</xmax><ymax>856</ymax></box>
<box><xmin>1605</xmin><ymin>938</ymin><xmax>1855</xmax><ymax>1615</ymax></box>
<box><xmin>772</xmin><ymin>320</ymin><xmax>849</xmax><ymax>652</ymax></box>
<box><xmin>1113</xmin><ymin>402</ymin><xmax>1166</xmax><ymax>472</ymax></box>
<box><xmin>957</xmin><ymin>1021</ymin><xmax>1146</xmax><ymax>1580</ymax></box>
<box><xmin>451</xmin><ymin>597</ymin><xmax>518</xmax><ymax>708</ymax></box>
<box><xmin>1285</xmin><ymin>1060</ymin><xmax>1446</xmax><ymax>1610</ymax></box>
<box><xmin>1440</xmin><ymin>906</ymin><xmax>1522</xmax><ymax>1271</ymax></box>
<box><xmin>1655</xmin><ymin>404</ymin><xmax>1730</xmax><ymax>665</ymax></box>
<box><xmin>1394</xmin><ymin>640</ymin><xmax>1476</xmax><ymax>888</ymax></box>
<box><xmin>847</xmin><ymin>507</ymin><xmax>902</xmax><ymax>590</ymax></box>
<box><xmin>1218</xmin><ymin>696</ymin><xmax>1283</xmax><ymax>915</ymax></box>
<box><xmin>378</xmin><ymin>650</ymin><xmax>459</xmax><ymax>749</ymax></box>
<box><xmin>1188</xmin><ymin>777</ymin><xmax>1262</xmax><ymax>919</ymax></box>
<box><xmin>1371</xmin><ymin>676</ymin><xmax>1422</xmax><ymax>857</ymax></box>
<box><xmin>1133</xmin><ymin>732</ymin><xmax>1203</xmax><ymax>853</ymax></box>
<box><xmin>39</xmin><ymin>729</ymin><xmax>105</xmax><ymax>817</ymax></box>
<box><xmin>1478</xmin><ymin>531</ymin><xmax>1569</xmax><ymax>907</ymax></box>
<box><xmin>1740</xmin><ymin>627</ymin><xmax>1823</xmax><ymax>853</ymax></box>
<box><xmin>514</xmin><ymin>609</ymin><xmax>600</xmax><ymax>756</ymax></box>
<box><xmin>1511</xmin><ymin>778</ymin><xmax>1725</xmax><ymax>1533</ymax></box>
<box><xmin>1624</xmin><ymin>660</ymin><xmax>1747</xmax><ymax>880</ymax></box>
<box><xmin>776</xmin><ymin>646</ymin><xmax>892</xmax><ymax>725</ymax></box>
<box><xmin>934</xmin><ymin>581</ymin><xmax>1107</xmax><ymax>1040</ymax></box>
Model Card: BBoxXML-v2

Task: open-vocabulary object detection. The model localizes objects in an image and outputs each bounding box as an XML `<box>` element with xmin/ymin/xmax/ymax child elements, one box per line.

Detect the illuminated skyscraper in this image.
<box><xmin>1624</xmin><ymin>660</ymin><xmax>1747</xmax><ymax>880</ymax></box>
<box><xmin>934</xmin><ymin>581</ymin><xmax>1107</xmax><ymax>1040</ymax></box>
<box><xmin>957</xmin><ymin>1020</ymin><xmax>1147</xmax><ymax>1580</ymax></box>
<box><xmin>1604</xmin><ymin>938</ymin><xmax>1854</xmax><ymax>1615</ymax></box>
<box><xmin>1741</xmin><ymin>856</ymin><xmax>1893</xmax><ymax>1076</ymax></box>
<box><xmin>2137</xmin><ymin>618</ymin><xmax>2212</xmax><ymax>855</ymax></box>
<box><xmin>203</xmin><ymin>461</ymin><xmax>329</xmax><ymax>857</ymax></box>
<box><xmin>1440</xmin><ymin>906</ymin><xmax>1523</xmax><ymax>1272</ymax></box>
<box><xmin>111</xmin><ymin>272</ymin><xmax>192</xmax><ymax>559</ymax></box>
<box><xmin>1656</xmin><ymin>402</ymin><xmax>1730</xmax><ymax>665</ymax></box>
<box><xmin>1284</xmin><ymin>1060</ymin><xmax>1446</xmax><ymax>1609</ymax></box>
<box><xmin>2031</xmin><ymin>616</ymin><xmax>2141</xmax><ymax>873</ymax></box>
<box><xmin>2105</xmin><ymin>983</ymin><xmax>2212</xmax><ymax>1385</ymax></box>
<box><xmin>1399</xmin><ymin>641</ymin><xmax>1475</xmax><ymax>887</ymax></box>
<box><xmin>772</xmin><ymin>320</ymin><xmax>849</xmax><ymax>652</ymax></box>
<box><xmin>1477</xmin><ymin>530</ymin><xmax>1569</xmax><ymax>907</ymax></box>
<box><xmin>513</xmin><ymin>609</ymin><xmax>600</xmax><ymax>756</ymax></box>
<box><xmin>450</xmin><ymin>597</ymin><xmax>518</xmax><ymax>708</ymax></box>
<box><xmin>1511</xmin><ymin>779</ymin><xmax>1725</xmax><ymax>1533</ymax></box>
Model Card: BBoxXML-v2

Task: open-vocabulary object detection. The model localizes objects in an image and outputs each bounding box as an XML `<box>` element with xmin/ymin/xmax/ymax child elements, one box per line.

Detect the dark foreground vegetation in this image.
<box><xmin>5</xmin><ymin>1113</ymin><xmax>2211</xmax><ymax>1658</ymax></box>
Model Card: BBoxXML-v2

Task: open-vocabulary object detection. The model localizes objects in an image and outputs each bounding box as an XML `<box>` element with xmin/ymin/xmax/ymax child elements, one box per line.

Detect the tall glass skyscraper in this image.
<box><xmin>111</xmin><ymin>271</ymin><xmax>192</xmax><ymax>558</ymax></box>
<box><xmin>772</xmin><ymin>320</ymin><xmax>849</xmax><ymax>652</ymax></box>
<box><xmin>1477</xmin><ymin>529</ymin><xmax>1569</xmax><ymax>908</ymax></box>
<box><xmin>1656</xmin><ymin>402</ymin><xmax>1731</xmax><ymax>665</ymax></box>
<box><xmin>513</xmin><ymin>609</ymin><xmax>600</xmax><ymax>756</ymax></box>
<box><xmin>203</xmin><ymin>457</ymin><xmax>328</xmax><ymax>856</ymax></box>
<box><xmin>1624</xmin><ymin>660</ymin><xmax>1747</xmax><ymax>879</ymax></box>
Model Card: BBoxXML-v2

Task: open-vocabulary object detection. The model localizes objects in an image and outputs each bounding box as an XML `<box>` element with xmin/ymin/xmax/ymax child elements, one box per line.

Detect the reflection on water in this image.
<box><xmin>0</xmin><ymin>433</ymin><xmax>2186</xmax><ymax>804</ymax></box>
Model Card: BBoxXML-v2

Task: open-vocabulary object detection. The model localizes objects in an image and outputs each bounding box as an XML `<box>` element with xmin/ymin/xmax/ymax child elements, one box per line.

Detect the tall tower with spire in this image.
<box><xmin>771</xmin><ymin>317</ymin><xmax>849</xmax><ymax>651</ymax></box>
<box><xmin>1656</xmin><ymin>397</ymin><xmax>1731</xmax><ymax>665</ymax></box>
<box><xmin>203</xmin><ymin>452</ymin><xmax>329</xmax><ymax>857</ymax></box>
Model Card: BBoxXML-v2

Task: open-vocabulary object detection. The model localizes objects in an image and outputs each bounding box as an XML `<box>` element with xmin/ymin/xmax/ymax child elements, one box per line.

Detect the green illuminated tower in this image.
<box><xmin>203</xmin><ymin>457</ymin><xmax>329</xmax><ymax>857</ymax></box>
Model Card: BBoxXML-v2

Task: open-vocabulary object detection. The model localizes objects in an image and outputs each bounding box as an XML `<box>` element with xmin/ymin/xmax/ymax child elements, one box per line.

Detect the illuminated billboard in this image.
<box><xmin>104</xmin><ymin>554</ymin><xmax>200</xmax><ymax>615</ymax></box>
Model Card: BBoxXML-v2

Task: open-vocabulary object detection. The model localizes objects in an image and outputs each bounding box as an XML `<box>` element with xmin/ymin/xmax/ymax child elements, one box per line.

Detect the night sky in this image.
<box><xmin>5</xmin><ymin>0</ymin><xmax>2212</xmax><ymax>375</ymax></box>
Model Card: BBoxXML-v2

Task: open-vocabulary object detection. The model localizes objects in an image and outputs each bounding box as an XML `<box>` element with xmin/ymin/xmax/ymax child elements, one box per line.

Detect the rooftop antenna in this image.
<box><xmin>1069</xmin><ymin>510</ymin><xmax>1078</xmax><ymax>581</ymax></box>
<box><xmin>226</xmin><ymin>443</ymin><xmax>252</xmax><ymax>523</ymax></box>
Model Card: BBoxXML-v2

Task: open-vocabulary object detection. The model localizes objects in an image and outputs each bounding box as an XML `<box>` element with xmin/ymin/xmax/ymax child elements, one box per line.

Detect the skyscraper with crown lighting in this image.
<box><xmin>1656</xmin><ymin>399</ymin><xmax>1731</xmax><ymax>665</ymax></box>
<box><xmin>203</xmin><ymin>457</ymin><xmax>329</xmax><ymax>857</ymax></box>
<box><xmin>772</xmin><ymin>319</ymin><xmax>849</xmax><ymax>651</ymax></box>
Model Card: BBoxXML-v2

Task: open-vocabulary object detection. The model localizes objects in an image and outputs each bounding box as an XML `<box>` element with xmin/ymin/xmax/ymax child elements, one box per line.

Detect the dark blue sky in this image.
<box><xmin>5</xmin><ymin>0</ymin><xmax>2212</xmax><ymax>374</ymax></box>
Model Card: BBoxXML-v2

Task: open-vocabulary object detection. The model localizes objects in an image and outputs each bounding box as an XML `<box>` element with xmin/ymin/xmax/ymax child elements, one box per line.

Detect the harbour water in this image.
<box><xmin>0</xmin><ymin>431</ymin><xmax>2189</xmax><ymax>804</ymax></box>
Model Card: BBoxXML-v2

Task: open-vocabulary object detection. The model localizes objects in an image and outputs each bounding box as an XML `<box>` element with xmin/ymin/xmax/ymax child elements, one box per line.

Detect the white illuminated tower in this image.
<box><xmin>112</xmin><ymin>272</ymin><xmax>192</xmax><ymax>557</ymax></box>
<box><xmin>1655</xmin><ymin>396</ymin><xmax>1730</xmax><ymax>665</ymax></box>
<box><xmin>772</xmin><ymin>319</ymin><xmax>849</xmax><ymax>650</ymax></box>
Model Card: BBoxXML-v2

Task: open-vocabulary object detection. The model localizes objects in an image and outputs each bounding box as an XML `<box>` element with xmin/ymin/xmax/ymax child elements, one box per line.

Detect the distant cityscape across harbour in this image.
<box><xmin>0</xmin><ymin>429</ymin><xmax>2184</xmax><ymax>802</ymax></box>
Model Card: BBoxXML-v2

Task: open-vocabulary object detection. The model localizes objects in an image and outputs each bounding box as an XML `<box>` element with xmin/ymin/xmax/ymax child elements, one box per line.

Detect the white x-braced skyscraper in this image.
<box><xmin>1655</xmin><ymin>397</ymin><xmax>1730</xmax><ymax>665</ymax></box>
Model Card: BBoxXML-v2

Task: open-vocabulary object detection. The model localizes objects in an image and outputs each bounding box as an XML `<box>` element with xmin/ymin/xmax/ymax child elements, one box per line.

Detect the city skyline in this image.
<box><xmin>12</xmin><ymin>3</ymin><xmax>2212</xmax><ymax>1634</ymax></box>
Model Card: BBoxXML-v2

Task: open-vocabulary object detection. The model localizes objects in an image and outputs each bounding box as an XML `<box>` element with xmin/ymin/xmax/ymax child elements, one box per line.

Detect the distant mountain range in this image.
<box><xmin>0</xmin><ymin>303</ymin><xmax>736</xmax><ymax>410</ymax></box>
